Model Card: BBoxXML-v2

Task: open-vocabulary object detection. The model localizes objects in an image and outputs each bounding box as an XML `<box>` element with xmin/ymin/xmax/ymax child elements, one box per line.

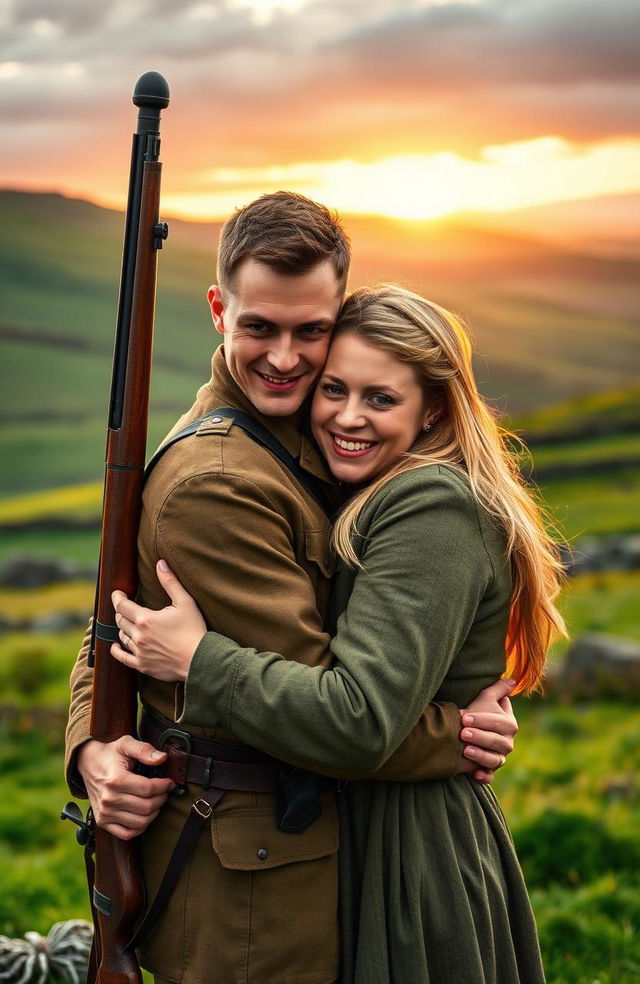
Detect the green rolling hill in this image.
<box><xmin>0</xmin><ymin>190</ymin><xmax>218</xmax><ymax>496</ymax></box>
<box><xmin>1</xmin><ymin>189</ymin><xmax>639</xmax><ymax>501</ymax></box>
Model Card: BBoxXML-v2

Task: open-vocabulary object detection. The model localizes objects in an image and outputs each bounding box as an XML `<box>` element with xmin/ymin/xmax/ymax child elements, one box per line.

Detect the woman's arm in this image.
<box><xmin>180</xmin><ymin>472</ymin><xmax>491</xmax><ymax>772</ymax></box>
<box><xmin>113</xmin><ymin>559</ymin><xmax>515</xmax><ymax>783</ymax></box>
<box><xmin>125</xmin><ymin>470</ymin><xmax>496</xmax><ymax>775</ymax></box>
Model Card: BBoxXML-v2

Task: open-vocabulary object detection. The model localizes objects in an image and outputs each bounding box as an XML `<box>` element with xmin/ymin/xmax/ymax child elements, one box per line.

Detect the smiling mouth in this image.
<box><xmin>331</xmin><ymin>434</ymin><xmax>377</xmax><ymax>456</ymax></box>
<box><xmin>256</xmin><ymin>370</ymin><xmax>304</xmax><ymax>390</ymax></box>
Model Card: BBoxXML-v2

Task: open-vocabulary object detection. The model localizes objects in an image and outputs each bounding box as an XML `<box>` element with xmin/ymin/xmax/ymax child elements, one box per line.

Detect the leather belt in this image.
<box><xmin>129</xmin><ymin>708</ymin><xmax>282</xmax><ymax>951</ymax></box>
<box><xmin>139</xmin><ymin>707</ymin><xmax>279</xmax><ymax>793</ymax></box>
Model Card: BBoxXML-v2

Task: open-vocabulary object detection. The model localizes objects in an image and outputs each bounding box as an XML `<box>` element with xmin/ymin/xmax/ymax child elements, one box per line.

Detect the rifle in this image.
<box><xmin>62</xmin><ymin>70</ymin><xmax>170</xmax><ymax>984</ymax></box>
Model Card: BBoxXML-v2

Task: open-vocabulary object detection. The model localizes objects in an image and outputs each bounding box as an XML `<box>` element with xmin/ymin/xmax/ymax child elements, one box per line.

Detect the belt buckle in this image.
<box><xmin>157</xmin><ymin>726</ymin><xmax>192</xmax><ymax>795</ymax></box>
<box><xmin>157</xmin><ymin>726</ymin><xmax>192</xmax><ymax>755</ymax></box>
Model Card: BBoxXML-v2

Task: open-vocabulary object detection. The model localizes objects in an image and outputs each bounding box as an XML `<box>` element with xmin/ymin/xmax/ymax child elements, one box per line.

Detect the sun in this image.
<box><xmin>322</xmin><ymin>155</ymin><xmax>463</xmax><ymax>220</ymax></box>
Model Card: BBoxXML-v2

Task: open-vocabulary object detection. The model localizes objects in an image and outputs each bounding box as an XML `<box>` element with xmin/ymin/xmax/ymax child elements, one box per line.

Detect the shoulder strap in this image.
<box><xmin>145</xmin><ymin>407</ymin><xmax>334</xmax><ymax>518</ymax></box>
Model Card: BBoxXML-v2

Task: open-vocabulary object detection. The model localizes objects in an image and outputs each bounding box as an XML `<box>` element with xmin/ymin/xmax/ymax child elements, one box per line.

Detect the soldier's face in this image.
<box><xmin>209</xmin><ymin>258</ymin><xmax>342</xmax><ymax>417</ymax></box>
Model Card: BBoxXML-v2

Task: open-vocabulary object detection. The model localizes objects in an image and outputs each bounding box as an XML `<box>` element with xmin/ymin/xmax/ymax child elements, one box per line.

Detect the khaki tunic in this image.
<box><xmin>65</xmin><ymin>350</ymin><xmax>462</xmax><ymax>984</ymax></box>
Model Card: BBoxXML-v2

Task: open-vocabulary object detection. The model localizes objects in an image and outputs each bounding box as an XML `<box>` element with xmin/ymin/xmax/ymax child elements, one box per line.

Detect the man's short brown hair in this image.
<box><xmin>216</xmin><ymin>191</ymin><xmax>351</xmax><ymax>295</ymax></box>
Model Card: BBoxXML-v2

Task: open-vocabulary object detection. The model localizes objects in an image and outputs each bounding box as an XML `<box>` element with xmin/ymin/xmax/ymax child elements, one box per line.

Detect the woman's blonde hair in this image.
<box><xmin>331</xmin><ymin>285</ymin><xmax>566</xmax><ymax>694</ymax></box>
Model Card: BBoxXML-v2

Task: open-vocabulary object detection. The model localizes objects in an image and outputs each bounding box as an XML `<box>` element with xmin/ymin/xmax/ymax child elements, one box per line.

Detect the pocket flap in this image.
<box><xmin>211</xmin><ymin>793</ymin><xmax>338</xmax><ymax>871</ymax></box>
<box><xmin>304</xmin><ymin>529</ymin><xmax>335</xmax><ymax>578</ymax></box>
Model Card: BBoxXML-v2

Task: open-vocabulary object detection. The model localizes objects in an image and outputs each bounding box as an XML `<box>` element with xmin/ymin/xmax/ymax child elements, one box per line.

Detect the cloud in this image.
<box><xmin>0</xmin><ymin>0</ymin><xmax>638</xmax><ymax>204</ymax></box>
<box><xmin>337</xmin><ymin>0</ymin><xmax>640</xmax><ymax>86</ymax></box>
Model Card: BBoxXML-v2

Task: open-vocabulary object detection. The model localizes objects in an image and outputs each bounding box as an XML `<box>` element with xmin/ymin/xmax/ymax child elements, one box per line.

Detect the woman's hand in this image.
<box><xmin>111</xmin><ymin>560</ymin><xmax>207</xmax><ymax>682</ymax></box>
<box><xmin>458</xmin><ymin>678</ymin><xmax>518</xmax><ymax>784</ymax></box>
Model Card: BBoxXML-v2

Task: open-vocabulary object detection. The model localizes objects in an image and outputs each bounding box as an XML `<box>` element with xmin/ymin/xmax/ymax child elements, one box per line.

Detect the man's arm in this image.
<box><xmin>65</xmin><ymin>623</ymin><xmax>174</xmax><ymax>839</ymax></box>
<box><xmin>368</xmin><ymin>679</ymin><xmax>516</xmax><ymax>782</ymax></box>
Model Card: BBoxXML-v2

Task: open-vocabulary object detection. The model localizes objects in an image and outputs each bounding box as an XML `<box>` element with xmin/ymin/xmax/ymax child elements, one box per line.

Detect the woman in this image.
<box><xmin>113</xmin><ymin>286</ymin><xmax>566</xmax><ymax>982</ymax></box>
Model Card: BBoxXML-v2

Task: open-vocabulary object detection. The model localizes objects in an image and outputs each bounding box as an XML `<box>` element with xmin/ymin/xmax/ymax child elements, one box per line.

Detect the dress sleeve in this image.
<box><xmin>182</xmin><ymin>469</ymin><xmax>493</xmax><ymax>774</ymax></box>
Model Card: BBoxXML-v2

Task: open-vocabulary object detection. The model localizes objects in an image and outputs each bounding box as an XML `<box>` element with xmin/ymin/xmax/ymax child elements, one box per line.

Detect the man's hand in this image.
<box><xmin>458</xmin><ymin>679</ymin><xmax>518</xmax><ymax>784</ymax></box>
<box><xmin>77</xmin><ymin>737</ymin><xmax>174</xmax><ymax>841</ymax></box>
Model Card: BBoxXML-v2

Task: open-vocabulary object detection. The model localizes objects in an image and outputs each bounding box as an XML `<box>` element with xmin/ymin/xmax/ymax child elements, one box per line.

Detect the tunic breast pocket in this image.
<box><xmin>304</xmin><ymin>528</ymin><xmax>335</xmax><ymax>579</ymax></box>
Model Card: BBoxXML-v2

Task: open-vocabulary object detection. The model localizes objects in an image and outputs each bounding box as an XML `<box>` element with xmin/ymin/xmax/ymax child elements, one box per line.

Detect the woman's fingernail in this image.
<box><xmin>150</xmin><ymin>750</ymin><xmax>163</xmax><ymax>760</ymax></box>
<box><xmin>462</xmin><ymin>729</ymin><xmax>474</xmax><ymax>740</ymax></box>
<box><xmin>505</xmin><ymin>679</ymin><xmax>515</xmax><ymax>687</ymax></box>
<box><xmin>462</xmin><ymin>715</ymin><xmax>474</xmax><ymax>725</ymax></box>
<box><xmin>466</xmin><ymin>746</ymin><xmax>477</xmax><ymax>757</ymax></box>
<box><xmin>158</xmin><ymin>559</ymin><xmax>169</xmax><ymax>572</ymax></box>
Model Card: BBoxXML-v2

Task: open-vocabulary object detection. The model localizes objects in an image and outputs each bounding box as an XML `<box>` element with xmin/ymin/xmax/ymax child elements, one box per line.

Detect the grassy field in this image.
<box><xmin>0</xmin><ymin>407</ymin><xmax>182</xmax><ymax>497</ymax></box>
<box><xmin>529</xmin><ymin>432</ymin><xmax>640</xmax><ymax>469</ymax></box>
<box><xmin>496</xmin><ymin>698</ymin><xmax>640</xmax><ymax>984</ymax></box>
<box><xmin>0</xmin><ymin>520</ymin><xmax>638</xmax><ymax>984</ymax></box>
<box><xmin>2</xmin><ymin>446</ymin><xmax>635</xmax><ymax>983</ymax></box>
<box><xmin>540</xmin><ymin>469</ymin><xmax>640</xmax><ymax>540</ymax></box>
<box><xmin>515</xmin><ymin>384</ymin><xmax>640</xmax><ymax>441</ymax></box>
<box><xmin>0</xmin><ymin>527</ymin><xmax>101</xmax><ymax>567</ymax></box>
<box><xmin>0</xmin><ymin>617</ymin><xmax>638</xmax><ymax>983</ymax></box>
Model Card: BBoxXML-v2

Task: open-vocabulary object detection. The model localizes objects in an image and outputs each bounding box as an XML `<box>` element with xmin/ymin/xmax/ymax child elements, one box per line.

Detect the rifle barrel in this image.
<box><xmin>86</xmin><ymin>71</ymin><xmax>170</xmax><ymax>984</ymax></box>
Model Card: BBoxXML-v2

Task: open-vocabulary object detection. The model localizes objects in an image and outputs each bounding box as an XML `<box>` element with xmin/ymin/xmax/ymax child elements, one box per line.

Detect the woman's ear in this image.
<box><xmin>207</xmin><ymin>285</ymin><xmax>225</xmax><ymax>333</ymax></box>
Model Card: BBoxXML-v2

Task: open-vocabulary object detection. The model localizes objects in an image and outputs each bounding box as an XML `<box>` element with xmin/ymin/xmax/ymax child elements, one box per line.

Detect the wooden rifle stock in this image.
<box><xmin>87</xmin><ymin>71</ymin><xmax>170</xmax><ymax>984</ymax></box>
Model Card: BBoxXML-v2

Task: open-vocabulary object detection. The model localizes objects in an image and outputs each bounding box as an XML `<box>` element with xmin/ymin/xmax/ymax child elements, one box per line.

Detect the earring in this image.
<box><xmin>423</xmin><ymin>421</ymin><xmax>433</xmax><ymax>432</ymax></box>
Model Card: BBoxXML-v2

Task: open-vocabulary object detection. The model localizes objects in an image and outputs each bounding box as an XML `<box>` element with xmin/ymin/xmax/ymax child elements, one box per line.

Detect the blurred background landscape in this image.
<box><xmin>1</xmin><ymin>1</ymin><xmax>639</xmax><ymax>981</ymax></box>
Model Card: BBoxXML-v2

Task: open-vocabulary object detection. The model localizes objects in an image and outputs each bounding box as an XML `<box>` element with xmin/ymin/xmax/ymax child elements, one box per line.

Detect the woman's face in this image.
<box><xmin>311</xmin><ymin>333</ymin><xmax>428</xmax><ymax>485</ymax></box>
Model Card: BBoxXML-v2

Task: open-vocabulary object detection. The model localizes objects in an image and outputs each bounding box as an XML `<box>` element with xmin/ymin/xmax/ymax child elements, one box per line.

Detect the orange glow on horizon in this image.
<box><xmin>153</xmin><ymin>137</ymin><xmax>640</xmax><ymax>223</ymax></box>
<box><xmin>16</xmin><ymin>135</ymin><xmax>640</xmax><ymax>226</ymax></box>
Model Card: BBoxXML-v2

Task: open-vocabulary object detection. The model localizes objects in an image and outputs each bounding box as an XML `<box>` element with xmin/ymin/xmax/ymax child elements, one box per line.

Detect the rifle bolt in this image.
<box><xmin>153</xmin><ymin>221</ymin><xmax>169</xmax><ymax>249</ymax></box>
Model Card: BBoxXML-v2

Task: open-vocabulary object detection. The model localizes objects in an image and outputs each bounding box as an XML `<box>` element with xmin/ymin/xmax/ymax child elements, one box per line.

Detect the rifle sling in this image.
<box><xmin>145</xmin><ymin>407</ymin><xmax>335</xmax><ymax>518</ymax></box>
<box><xmin>127</xmin><ymin>787</ymin><xmax>226</xmax><ymax>952</ymax></box>
<box><xmin>84</xmin><ymin>834</ymin><xmax>101</xmax><ymax>984</ymax></box>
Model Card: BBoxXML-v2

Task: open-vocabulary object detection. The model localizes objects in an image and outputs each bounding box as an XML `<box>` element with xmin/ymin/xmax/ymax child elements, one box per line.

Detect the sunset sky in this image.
<box><xmin>1</xmin><ymin>0</ymin><xmax>639</xmax><ymax>222</ymax></box>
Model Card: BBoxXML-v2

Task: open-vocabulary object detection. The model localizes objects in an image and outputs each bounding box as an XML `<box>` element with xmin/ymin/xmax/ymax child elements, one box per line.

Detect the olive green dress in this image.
<box><xmin>185</xmin><ymin>465</ymin><xmax>545</xmax><ymax>983</ymax></box>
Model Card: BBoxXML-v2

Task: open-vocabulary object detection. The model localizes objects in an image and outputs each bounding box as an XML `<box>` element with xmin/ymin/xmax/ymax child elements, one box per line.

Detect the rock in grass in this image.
<box><xmin>0</xmin><ymin>555</ymin><xmax>95</xmax><ymax>588</ymax></box>
<box><xmin>562</xmin><ymin>632</ymin><xmax>640</xmax><ymax>695</ymax></box>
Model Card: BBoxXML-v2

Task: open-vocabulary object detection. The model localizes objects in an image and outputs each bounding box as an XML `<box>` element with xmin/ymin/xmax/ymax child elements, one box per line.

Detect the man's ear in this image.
<box><xmin>207</xmin><ymin>285</ymin><xmax>225</xmax><ymax>334</ymax></box>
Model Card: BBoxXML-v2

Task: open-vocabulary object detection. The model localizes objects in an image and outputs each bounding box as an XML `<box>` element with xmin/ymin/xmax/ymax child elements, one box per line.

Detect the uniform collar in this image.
<box><xmin>206</xmin><ymin>347</ymin><xmax>334</xmax><ymax>484</ymax></box>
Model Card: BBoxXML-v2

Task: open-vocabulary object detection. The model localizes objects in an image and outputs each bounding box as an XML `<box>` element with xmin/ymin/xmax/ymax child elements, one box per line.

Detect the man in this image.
<box><xmin>66</xmin><ymin>191</ymin><xmax>517</xmax><ymax>984</ymax></box>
